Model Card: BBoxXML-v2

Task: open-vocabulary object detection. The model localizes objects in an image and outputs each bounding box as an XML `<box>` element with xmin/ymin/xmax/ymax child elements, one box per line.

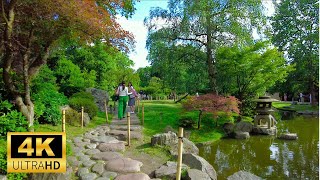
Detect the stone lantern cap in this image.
<box><xmin>253</xmin><ymin>96</ymin><xmax>279</xmax><ymax>102</ymax></box>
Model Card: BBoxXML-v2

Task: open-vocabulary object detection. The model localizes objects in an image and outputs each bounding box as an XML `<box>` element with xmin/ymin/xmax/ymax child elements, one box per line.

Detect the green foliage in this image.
<box><xmin>66</xmin><ymin>142</ymin><xmax>73</xmax><ymax>156</ymax></box>
<box><xmin>31</xmin><ymin>65</ymin><xmax>68</xmax><ymax>125</ymax></box>
<box><xmin>0</xmin><ymin>101</ymin><xmax>28</xmax><ymax>136</ymax></box>
<box><xmin>55</xmin><ymin>57</ymin><xmax>86</xmax><ymax>96</ymax></box>
<box><xmin>271</xmin><ymin>0</ymin><xmax>318</xmax><ymax>104</ymax></box>
<box><xmin>145</xmin><ymin>0</ymin><xmax>267</xmax><ymax>91</ymax></box>
<box><xmin>137</xmin><ymin>66</ymin><xmax>152</xmax><ymax>87</ymax></box>
<box><xmin>216</xmin><ymin>41</ymin><xmax>294</xmax><ymax>115</ymax></box>
<box><xmin>60</xmin><ymin>41</ymin><xmax>139</xmax><ymax>95</ymax></box>
<box><xmin>0</xmin><ymin>140</ymin><xmax>27</xmax><ymax>179</ymax></box>
<box><xmin>69</xmin><ymin>92</ymin><xmax>98</xmax><ymax>118</ymax></box>
<box><xmin>33</xmin><ymin>89</ymin><xmax>68</xmax><ymax>125</ymax></box>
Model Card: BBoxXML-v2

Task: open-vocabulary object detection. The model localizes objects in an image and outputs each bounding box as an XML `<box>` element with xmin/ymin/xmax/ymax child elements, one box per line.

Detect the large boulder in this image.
<box><xmin>186</xmin><ymin>169</ymin><xmax>210</xmax><ymax>180</ymax></box>
<box><xmin>252</xmin><ymin>127</ymin><xmax>277</xmax><ymax>135</ymax></box>
<box><xmin>227</xmin><ymin>171</ymin><xmax>262</xmax><ymax>180</ymax></box>
<box><xmin>234</xmin><ymin>121</ymin><xmax>253</xmax><ymax>133</ymax></box>
<box><xmin>151</xmin><ymin>131</ymin><xmax>178</xmax><ymax>146</ymax></box>
<box><xmin>279</xmin><ymin>133</ymin><xmax>298</xmax><ymax>140</ymax></box>
<box><xmin>86</xmin><ymin>88</ymin><xmax>109</xmax><ymax>111</ymax></box>
<box><xmin>182</xmin><ymin>153</ymin><xmax>217</xmax><ymax>180</ymax></box>
<box><xmin>151</xmin><ymin>131</ymin><xmax>199</xmax><ymax>155</ymax></box>
<box><xmin>170</xmin><ymin>138</ymin><xmax>199</xmax><ymax>156</ymax></box>
<box><xmin>235</xmin><ymin>131</ymin><xmax>250</xmax><ymax>139</ymax></box>
<box><xmin>154</xmin><ymin>161</ymin><xmax>189</xmax><ymax>180</ymax></box>
<box><xmin>223</xmin><ymin>123</ymin><xmax>234</xmax><ymax>137</ymax></box>
<box><xmin>83</xmin><ymin>112</ymin><xmax>90</xmax><ymax>126</ymax></box>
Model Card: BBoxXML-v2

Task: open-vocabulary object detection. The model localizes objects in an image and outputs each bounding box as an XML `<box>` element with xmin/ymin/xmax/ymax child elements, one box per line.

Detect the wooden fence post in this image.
<box><xmin>176</xmin><ymin>127</ymin><xmax>184</xmax><ymax>180</ymax></box>
<box><xmin>105</xmin><ymin>100</ymin><xmax>108</xmax><ymax>123</ymax></box>
<box><xmin>62</xmin><ymin>109</ymin><xmax>66</xmax><ymax>132</ymax></box>
<box><xmin>142</xmin><ymin>103</ymin><xmax>145</xmax><ymax>125</ymax></box>
<box><xmin>137</xmin><ymin>99</ymin><xmax>140</xmax><ymax>113</ymax></box>
<box><xmin>127</xmin><ymin>112</ymin><xmax>131</xmax><ymax>146</ymax></box>
<box><xmin>81</xmin><ymin>107</ymin><xmax>84</xmax><ymax>128</ymax></box>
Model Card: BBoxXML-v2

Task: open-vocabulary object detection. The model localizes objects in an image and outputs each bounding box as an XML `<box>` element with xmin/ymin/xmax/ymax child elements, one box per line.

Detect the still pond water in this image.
<box><xmin>199</xmin><ymin>115</ymin><xmax>319</xmax><ymax>179</ymax></box>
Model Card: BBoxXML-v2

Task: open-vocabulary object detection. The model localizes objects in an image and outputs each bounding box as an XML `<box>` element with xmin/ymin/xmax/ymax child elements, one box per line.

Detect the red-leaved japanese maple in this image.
<box><xmin>182</xmin><ymin>93</ymin><xmax>240</xmax><ymax>129</ymax></box>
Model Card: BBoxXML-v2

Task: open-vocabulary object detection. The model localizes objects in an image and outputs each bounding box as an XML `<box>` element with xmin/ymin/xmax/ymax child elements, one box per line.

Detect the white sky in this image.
<box><xmin>117</xmin><ymin>0</ymin><xmax>275</xmax><ymax>70</ymax></box>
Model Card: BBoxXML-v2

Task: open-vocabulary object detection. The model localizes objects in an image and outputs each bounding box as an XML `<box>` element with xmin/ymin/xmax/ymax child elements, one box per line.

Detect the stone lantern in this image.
<box><xmin>253</xmin><ymin>96</ymin><xmax>278</xmax><ymax>135</ymax></box>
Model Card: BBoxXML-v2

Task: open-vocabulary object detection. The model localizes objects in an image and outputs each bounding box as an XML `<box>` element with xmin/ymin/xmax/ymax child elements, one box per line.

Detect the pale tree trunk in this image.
<box><xmin>206</xmin><ymin>8</ymin><xmax>217</xmax><ymax>94</ymax></box>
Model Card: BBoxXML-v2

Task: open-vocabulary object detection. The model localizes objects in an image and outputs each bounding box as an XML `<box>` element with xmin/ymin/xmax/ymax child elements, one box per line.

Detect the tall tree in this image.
<box><xmin>144</xmin><ymin>0</ymin><xmax>266</xmax><ymax>93</ymax></box>
<box><xmin>1</xmin><ymin>0</ymin><xmax>136</xmax><ymax>129</ymax></box>
<box><xmin>216</xmin><ymin>41</ymin><xmax>294</xmax><ymax>114</ymax></box>
<box><xmin>271</xmin><ymin>0</ymin><xmax>319</xmax><ymax>105</ymax></box>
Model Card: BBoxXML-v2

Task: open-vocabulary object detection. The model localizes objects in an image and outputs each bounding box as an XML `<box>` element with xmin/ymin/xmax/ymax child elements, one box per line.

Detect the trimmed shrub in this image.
<box><xmin>69</xmin><ymin>92</ymin><xmax>98</xmax><ymax>118</ymax></box>
<box><xmin>65</xmin><ymin>108</ymin><xmax>81</xmax><ymax>126</ymax></box>
<box><xmin>70</xmin><ymin>92</ymin><xmax>94</xmax><ymax>101</ymax></box>
<box><xmin>178</xmin><ymin>114</ymin><xmax>197</xmax><ymax>128</ymax></box>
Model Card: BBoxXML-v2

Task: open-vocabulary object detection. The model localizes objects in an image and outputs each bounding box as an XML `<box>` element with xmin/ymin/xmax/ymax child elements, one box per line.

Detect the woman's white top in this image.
<box><xmin>118</xmin><ymin>86</ymin><xmax>132</xmax><ymax>96</ymax></box>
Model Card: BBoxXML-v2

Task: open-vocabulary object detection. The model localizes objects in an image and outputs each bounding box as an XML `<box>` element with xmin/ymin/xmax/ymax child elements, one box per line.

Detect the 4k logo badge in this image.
<box><xmin>7</xmin><ymin>132</ymin><xmax>66</xmax><ymax>173</ymax></box>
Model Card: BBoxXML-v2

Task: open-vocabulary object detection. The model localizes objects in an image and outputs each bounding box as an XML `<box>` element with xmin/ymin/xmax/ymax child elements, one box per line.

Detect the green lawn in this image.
<box><xmin>272</xmin><ymin>102</ymin><xmax>318</xmax><ymax>112</ymax></box>
<box><xmin>137</xmin><ymin>100</ymin><xmax>224</xmax><ymax>143</ymax></box>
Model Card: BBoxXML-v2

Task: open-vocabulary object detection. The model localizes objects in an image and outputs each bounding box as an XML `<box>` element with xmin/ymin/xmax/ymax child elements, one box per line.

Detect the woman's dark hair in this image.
<box><xmin>128</xmin><ymin>82</ymin><xmax>132</xmax><ymax>87</ymax></box>
<box><xmin>121</xmin><ymin>81</ymin><xmax>125</xmax><ymax>90</ymax></box>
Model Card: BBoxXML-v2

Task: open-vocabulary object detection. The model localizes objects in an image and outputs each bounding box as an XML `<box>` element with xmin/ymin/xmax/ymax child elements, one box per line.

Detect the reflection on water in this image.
<box><xmin>199</xmin><ymin>116</ymin><xmax>319</xmax><ymax>179</ymax></box>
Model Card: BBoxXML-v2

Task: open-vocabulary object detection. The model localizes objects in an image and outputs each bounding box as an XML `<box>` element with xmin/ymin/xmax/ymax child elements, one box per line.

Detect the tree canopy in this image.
<box><xmin>271</xmin><ymin>0</ymin><xmax>319</xmax><ymax>105</ymax></box>
<box><xmin>1</xmin><ymin>0</ymin><xmax>137</xmax><ymax>128</ymax></box>
<box><xmin>145</xmin><ymin>0</ymin><xmax>267</xmax><ymax>92</ymax></box>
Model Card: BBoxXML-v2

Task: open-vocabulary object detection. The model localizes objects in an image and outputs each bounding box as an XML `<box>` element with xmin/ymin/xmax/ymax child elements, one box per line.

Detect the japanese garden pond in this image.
<box><xmin>199</xmin><ymin>114</ymin><xmax>319</xmax><ymax>179</ymax></box>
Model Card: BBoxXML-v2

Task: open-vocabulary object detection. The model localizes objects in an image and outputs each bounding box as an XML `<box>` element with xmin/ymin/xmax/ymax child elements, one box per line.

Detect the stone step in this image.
<box><xmin>111</xmin><ymin>120</ymin><xmax>141</xmax><ymax>125</ymax></box>
<box><xmin>105</xmin><ymin>157</ymin><xmax>143</xmax><ymax>173</ymax></box>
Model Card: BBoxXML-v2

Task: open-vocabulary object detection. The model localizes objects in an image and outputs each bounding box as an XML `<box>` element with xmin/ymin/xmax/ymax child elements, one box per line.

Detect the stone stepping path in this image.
<box><xmin>66</xmin><ymin>108</ymin><xmax>156</xmax><ymax>180</ymax></box>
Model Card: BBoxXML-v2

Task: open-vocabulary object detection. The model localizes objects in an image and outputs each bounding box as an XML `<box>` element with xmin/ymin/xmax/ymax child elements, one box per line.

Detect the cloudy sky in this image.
<box><xmin>117</xmin><ymin>0</ymin><xmax>275</xmax><ymax>70</ymax></box>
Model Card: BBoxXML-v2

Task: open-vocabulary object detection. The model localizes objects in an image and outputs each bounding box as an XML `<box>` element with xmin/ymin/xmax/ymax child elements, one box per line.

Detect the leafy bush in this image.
<box><xmin>69</xmin><ymin>92</ymin><xmax>98</xmax><ymax>118</ymax></box>
<box><xmin>33</xmin><ymin>89</ymin><xmax>68</xmax><ymax>125</ymax></box>
<box><xmin>55</xmin><ymin>58</ymin><xmax>86</xmax><ymax>97</ymax></box>
<box><xmin>31</xmin><ymin>65</ymin><xmax>68</xmax><ymax>125</ymax></box>
<box><xmin>0</xmin><ymin>101</ymin><xmax>28</xmax><ymax>136</ymax></box>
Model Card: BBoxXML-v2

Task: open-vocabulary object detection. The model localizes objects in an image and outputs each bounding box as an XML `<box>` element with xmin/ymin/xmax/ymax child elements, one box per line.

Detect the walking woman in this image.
<box><xmin>128</xmin><ymin>82</ymin><xmax>138</xmax><ymax>113</ymax></box>
<box><xmin>116</xmin><ymin>81</ymin><xmax>132</xmax><ymax>120</ymax></box>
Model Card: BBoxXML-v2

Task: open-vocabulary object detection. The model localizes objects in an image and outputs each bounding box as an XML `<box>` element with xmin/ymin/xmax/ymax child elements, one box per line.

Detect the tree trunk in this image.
<box><xmin>15</xmin><ymin>96</ymin><xmax>34</xmax><ymax>131</ymax></box>
<box><xmin>206</xmin><ymin>12</ymin><xmax>217</xmax><ymax>94</ymax></box>
<box><xmin>310</xmin><ymin>78</ymin><xmax>316</xmax><ymax>106</ymax></box>
<box><xmin>2</xmin><ymin>1</ymin><xmax>44</xmax><ymax>130</ymax></box>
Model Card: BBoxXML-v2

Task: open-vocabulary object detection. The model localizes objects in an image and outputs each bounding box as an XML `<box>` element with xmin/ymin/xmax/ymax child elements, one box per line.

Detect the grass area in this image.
<box><xmin>137</xmin><ymin>100</ymin><xmax>226</xmax><ymax>143</ymax></box>
<box><xmin>273</xmin><ymin>102</ymin><xmax>318</xmax><ymax>112</ymax></box>
<box><xmin>35</xmin><ymin>111</ymin><xmax>112</xmax><ymax>139</ymax></box>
